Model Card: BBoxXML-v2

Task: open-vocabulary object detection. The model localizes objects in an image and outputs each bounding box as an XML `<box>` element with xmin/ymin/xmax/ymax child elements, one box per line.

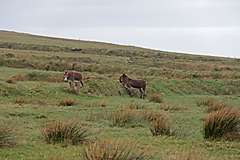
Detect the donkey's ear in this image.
<box><xmin>123</xmin><ymin>73</ymin><xmax>126</xmax><ymax>77</ymax></box>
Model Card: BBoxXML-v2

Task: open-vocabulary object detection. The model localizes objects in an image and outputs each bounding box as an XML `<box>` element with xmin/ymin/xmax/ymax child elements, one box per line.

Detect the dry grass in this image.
<box><xmin>81</xmin><ymin>138</ymin><xmax>154</xmax><ymax>160</ymax></box>
<box><xmin>204</xmin><ymin>107</ymin><xmax>240</xmax><ymax>140</ymax></box>
<box><xmin>40</xmin><ymin>119</ymin><xmax>91</xmax><ymax>146</ymax></box>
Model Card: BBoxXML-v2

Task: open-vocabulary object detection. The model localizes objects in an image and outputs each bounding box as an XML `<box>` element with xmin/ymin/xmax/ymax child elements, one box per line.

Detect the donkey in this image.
<box><xmin>63</xmin><ymin>70</ymin><xmax>84</xmax><ymax>92</ymax></box>
<box><xmin>119</xmin><ymin>74</ymin><xmax>146</xmax><ymax>99</ymax></box>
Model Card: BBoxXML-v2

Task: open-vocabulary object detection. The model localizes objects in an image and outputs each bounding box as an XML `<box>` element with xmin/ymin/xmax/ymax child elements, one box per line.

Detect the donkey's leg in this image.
<box><xmin>129</xmin><ymin>88</ymin><xmax>133</xmax><ymax>97</ymax></box>
<box><xmin>76</xmin><ymin>81</ymin><xmax>80</xmax><ymax>92</ymax></box>
<box><xmin>71</xmin><ymin>80</ymin><xmax>75</xmax><ymax>90</ymax></box>
<box><xmin>140</xmin><ymin>88</ymin><xmax>143</xmax><ymax>98</ymax></box>
<box><xmin>80</xmin><ymin>81</ymin><xmax>84</xmax><ymax>86</ymax></box>
<box><xmin>142</xmin><ymin>87</ymin><xmax>146</xmax><ymax>99</ymax></box>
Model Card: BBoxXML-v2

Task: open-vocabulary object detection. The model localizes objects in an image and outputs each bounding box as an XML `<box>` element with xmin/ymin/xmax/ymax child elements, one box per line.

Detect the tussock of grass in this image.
<box><xmin>14</xmin><ymin>97</ymin><xmax>26</xmax><ymax>105</ymax></box>
<box><xmin>5</xmin><ymin>77</ymin><xmax>15</xmax><ymax>84</ymax></box>
<box><xmin>112</xmin><ymin>106</ymin><xmax>141</xmax><ymax>127</ymax></box>
<box><xmin>147</xmin><ymin>112</ymin><xmax>171</xmax><ymax>136</ymax></box>
<box><xmin>0</xmin><ymin>123</ymin><xmax>17</xmax><ymax>148</ymax></box>
<box><xmin>127</xmin><ymin>100</ymin><xmax>147</xmax><ymax>109</ymax></box>
<box><xmin>97</xmin><ymin>101</ymin><xmax>107</xmax><ymax>107</ymax></box>
<box><xmin>81</xmin><ymin>138</ymin><xmax>154</xmax><ymax>160</ymax></box>
<box><xmin>204</xmin><ymin>107</ymin><xmax>240</xmax><ymax>140</ymax></box>
<box><xmin>149</xmin><ymin>93</ymin><xmax>164</xmax><ymax>103</ymax></box>
<box><xmin>40</xmin><ymin>119</ymin><xmax>91</xmax><ymax>146</ymax></box>
<box><xmin>197</xmin><ymin>97</ymin><xmax>229</xmax><ymax>112</ymax></box>
<box><xmin>160</xmin><ymin>103</ymin><xmax>188</xmax><ymax>112</ymax></box>
<box><xmin>59</xmin><ymin>98</ymin><xmax>75</xmax><ymax>106</ymax></box>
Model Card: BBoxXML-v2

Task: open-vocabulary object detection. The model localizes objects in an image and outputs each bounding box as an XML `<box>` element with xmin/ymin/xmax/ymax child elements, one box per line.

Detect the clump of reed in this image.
<box><xmin>204</xmin><ymin>108</ymin><xmax>240</xmax><ymax>140</ymax></box>
<box><xmin>40</xmin><ymin>119</ymin><xmax>91</xmax><ymax>146</ymax></box>
<box><xmin>81</xmin><ymin>138</ymin><xmax>154</xmax><ymax>160</ymax></box>
<box><xmin>149</xmin><ymin>93</ymin><xmax>164</xmax><ymax>103</ymax></box>
<box><xmin>59</xmin><ymin>98</ymin><xmax>75</xmax><ymax>106</ymax></box>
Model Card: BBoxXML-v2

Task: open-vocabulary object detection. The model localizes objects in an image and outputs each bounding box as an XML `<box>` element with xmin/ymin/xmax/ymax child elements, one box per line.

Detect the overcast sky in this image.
<box><xmin>1</xmin><ymin>0</ymin><xmax>240</xmax><ymax>58</ymax></box>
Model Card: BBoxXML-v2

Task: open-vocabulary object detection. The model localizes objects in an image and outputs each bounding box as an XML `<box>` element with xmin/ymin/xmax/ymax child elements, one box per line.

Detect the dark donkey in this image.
<box><xmin>63</xmin><ymin>70</ymin><xmax>84</xmax><ymax>92</ymax></box>
<box><xmin>119</xmin><ymin>74</ymin><xmax>146</xmax><ymax>99</ymax></box>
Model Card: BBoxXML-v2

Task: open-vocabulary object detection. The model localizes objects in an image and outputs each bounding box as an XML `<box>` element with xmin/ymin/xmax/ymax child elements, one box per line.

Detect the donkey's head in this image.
<box><xmin>119</xmin><ymin>74</ymin><xmax>130</xmax><ymax>83</ymax></box>
<box><xmin>63</xmin><ymin>70</ymin><xmax>68</xmax><ymax>82</ymax></box>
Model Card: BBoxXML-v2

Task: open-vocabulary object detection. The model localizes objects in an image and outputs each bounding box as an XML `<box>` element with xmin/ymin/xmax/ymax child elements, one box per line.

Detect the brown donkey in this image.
<box><xmin>63</xmin><ymin>70</ymin><xmax>83</xmax><ymax>92</ymax></box>
<box><xmin>119</xmin><ymin>74</ymin><xmax>146</xmax><ymax>99</ymax></box>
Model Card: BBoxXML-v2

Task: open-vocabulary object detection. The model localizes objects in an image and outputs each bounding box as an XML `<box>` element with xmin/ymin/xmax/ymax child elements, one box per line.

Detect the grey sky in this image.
<box><xmin>1</xmin><ymin>0</ymin><xmax>240</xmax><ymax>58</ymax></box>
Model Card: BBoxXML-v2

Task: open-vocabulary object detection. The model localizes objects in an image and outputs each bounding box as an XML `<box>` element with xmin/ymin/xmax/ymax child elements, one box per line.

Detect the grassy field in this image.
<box><xmin>0</xmin><ymin>30</ymin><xmax>240</xmax><ymax>159</ymax></box>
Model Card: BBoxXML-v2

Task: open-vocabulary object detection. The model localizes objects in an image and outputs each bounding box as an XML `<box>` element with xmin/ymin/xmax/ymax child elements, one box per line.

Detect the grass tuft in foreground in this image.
<box><xmin>149</xmin><ymin>93</ymin><xmax>164</xmax><ymax>103</ymax></box>
<box><xmin>81</xmin><ymin>138</ymin><xmax>154</xmax><ymax>160</ymax></box>
<box><xmin>204</xmin><ymin>107</ymin><xmax>240</xmax><ymax>140</ymax></box>
<box><xmin>0</xmin><ymin>123</ymin><xmax>17</xmax><ymax>148</ymax></box>
<box><xmin>148</xmin><ymin>112</ymin><xmax>171</xmax><ymax>136</ymax></box>
<box><xmin>40</xmin><ymin>119</ymin><xmax>91</xmax><ymax>146</ymax></box>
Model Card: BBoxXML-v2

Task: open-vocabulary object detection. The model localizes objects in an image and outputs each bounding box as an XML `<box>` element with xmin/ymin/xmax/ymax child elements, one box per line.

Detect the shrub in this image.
<box><xmin>0</xmin><ymin>123</ymin><xmax>17</xmax><ymax>148</ymax></box>
<box><xmin>149</xmin><ymin>93</ymin><xmax>164</xmax><ymax>103</ymax></box>
<box><xmin>204</xmin><ymin>108</ymin><xmax>240</xmax><ymax>140</ymax></box>
<box><xmin>81</xmin><ymin>138</ymin><xmax>154</xmax><ymax>160</ymax></box>
<box><xmin>59</xmin><ymin>98</ymin><xmax>75</xmax><ymax>106</ymax></box>
<box><xmin>40</xmin><ymin>119</ymin><xmax>91</xmax><ymax>146</ymax></box>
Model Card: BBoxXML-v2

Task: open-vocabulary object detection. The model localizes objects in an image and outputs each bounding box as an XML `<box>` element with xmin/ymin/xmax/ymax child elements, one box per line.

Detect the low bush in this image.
<box><xmin>81</xmin><ymin>138</ymin><xmax>154</xmax><ymax>160</ymax></box>
<box><xmin>204</xmin><ymin>108</ymin><xmax>240</xmax><ymax>140</ymax></box>
<box><xmin>40</xmin><ymin>119</ymin><xmax>91</xmax><ymax>146</ymax></box>
<box><xmin>149</xmin><ymin>93</ymin><xmax>164</xmax><ymax>103</ymax></box>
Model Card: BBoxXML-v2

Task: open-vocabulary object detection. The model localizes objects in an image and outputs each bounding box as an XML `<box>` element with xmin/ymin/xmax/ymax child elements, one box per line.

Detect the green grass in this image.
<box><xmin>0</xmin><ymin>30</ymin><xmax>240</xmax><ymax>159</ymax></box>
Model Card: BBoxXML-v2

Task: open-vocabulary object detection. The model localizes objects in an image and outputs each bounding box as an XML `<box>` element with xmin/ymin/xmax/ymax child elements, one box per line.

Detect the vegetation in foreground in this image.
<box><xmin>0</xmin><ymin>30</ymin><xmax>239</xmax><ymax>159</ymax></box>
